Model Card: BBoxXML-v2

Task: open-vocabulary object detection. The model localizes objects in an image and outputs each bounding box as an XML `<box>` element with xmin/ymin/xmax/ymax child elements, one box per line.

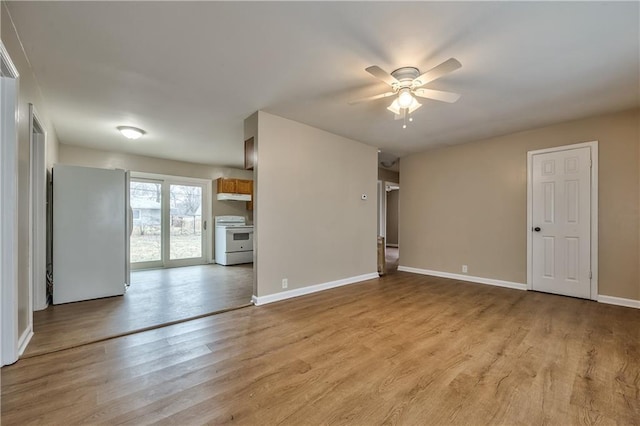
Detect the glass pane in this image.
<box><xmin>130</xmin><ymin>180</ymin><xmax>162</xmax><ymax>263</ymax></box>
<box><xmin>169</xmin><ymin>184</ymin><xmax>202</xmax><ymax>260</ymax></box>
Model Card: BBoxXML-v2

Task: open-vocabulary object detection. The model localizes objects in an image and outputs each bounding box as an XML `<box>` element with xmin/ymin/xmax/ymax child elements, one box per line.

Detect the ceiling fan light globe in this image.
<box><xmin>408</xmin><ymin>99</ymin><xmax>422</xmax><ymax>114</ymax></box>
<box><xmin>398</xmin><ymin>89</ymin><xmax>414</xmax><ymax>108</ymax></box>
<box><xmin>387</xmin><ymin>99</ymin><xmax>401</xmax><ymax>115</ymax></box>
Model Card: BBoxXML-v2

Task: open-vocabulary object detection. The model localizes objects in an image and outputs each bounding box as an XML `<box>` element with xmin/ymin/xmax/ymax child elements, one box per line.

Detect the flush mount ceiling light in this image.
<box><xmin>117</xmin><ymin>126</ymin><xmax>146</xmax><ymax>140</ymax></box>
<box><xmin>349</xmin><ymin>58</ymin><xmax>462</xmax><ymax>128</ymax></box>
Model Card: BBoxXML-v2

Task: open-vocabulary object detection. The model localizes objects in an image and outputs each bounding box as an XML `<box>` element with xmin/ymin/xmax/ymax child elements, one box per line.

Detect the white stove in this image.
<box><xmin>215</xmin><ymin>215</ymin><xmax>254</xmax><ymax>265</ymax></box>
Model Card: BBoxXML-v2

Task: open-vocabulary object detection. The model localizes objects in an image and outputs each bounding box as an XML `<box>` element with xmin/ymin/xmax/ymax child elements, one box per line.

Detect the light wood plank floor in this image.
<box><xmin>3</xmin><ymin>272</ymin><xmax>639</xmax><ymax>424</ymax></box>
<box><xmin>23</xmin><ymin>264</ymin><xmax>253</xmax><ymax>357</ymax></box>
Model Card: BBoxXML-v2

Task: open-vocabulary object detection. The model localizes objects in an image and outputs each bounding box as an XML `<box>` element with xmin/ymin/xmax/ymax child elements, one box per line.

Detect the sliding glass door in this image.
<box><xmin>168</xmin><ymin>183</ymin><xmax>204</xmax><ymax>265</ymax></box>
<box><xmin>130</xmin><ymin>179</ymin><xmax>163</xmax><ymax>269</ymax></box>
<box><xmin>130</xmin><ymin>176</ymin><xmax>209</xmax><ymax>269</ymax></box>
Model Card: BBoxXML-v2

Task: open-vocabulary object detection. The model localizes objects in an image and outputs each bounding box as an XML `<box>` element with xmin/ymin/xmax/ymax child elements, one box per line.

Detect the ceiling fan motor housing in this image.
<box><xmin>390</xmin><ymin>67</ymin><xmax>420</xmax><ymax>89</ymax></box>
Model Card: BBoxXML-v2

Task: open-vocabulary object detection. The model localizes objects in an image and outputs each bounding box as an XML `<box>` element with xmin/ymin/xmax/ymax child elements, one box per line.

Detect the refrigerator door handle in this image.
<box><xmin>128</xmin><ymin>206</ymin><xmax>134</xmax><ymax>236</ymax></box>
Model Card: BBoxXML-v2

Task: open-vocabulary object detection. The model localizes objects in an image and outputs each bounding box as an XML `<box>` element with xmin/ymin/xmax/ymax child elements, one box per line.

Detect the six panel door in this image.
<box><xmin>531</xmin><ymin>147</ymin><xmax>591</xmax><ymax>299</ymax></box>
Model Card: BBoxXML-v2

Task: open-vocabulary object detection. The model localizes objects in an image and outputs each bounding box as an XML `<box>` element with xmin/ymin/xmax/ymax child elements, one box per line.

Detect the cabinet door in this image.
<box><xmin>236</xmin><ymin>179</ymin><xmax>252</xmax><ymax>195</ymax></box>
<box><xmin>217</xmin><ymin>178</ymin><xmax>237</xmax><ymax>193</ymax></box>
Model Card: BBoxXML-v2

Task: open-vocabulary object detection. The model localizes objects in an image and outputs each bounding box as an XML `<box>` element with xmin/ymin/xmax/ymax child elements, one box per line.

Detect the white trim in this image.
<box><xmin>29</xmin><ymin>104</ymin><xmax>48</xmax><ymax>311</ymax></box>
<box><xmin>0</xmin><ymin>41</ymin><xmax>20</xmax><ymax>79</ymax></box>
<box><xmin>386</xmin><ymin>244</ymin><xmax>399</xmax><ymax>248</ymax></box>
<box><xmin>1</xmin><ymin>41</ymin><xmax>20</xmax><ymax>366</ymax></box>
<box><xmin>377</xmin><ymin>180</ymin><xmax>385</xmax><ymax>239</ymax></box>
<box><xmin>597</xmin><ymin>295</ymin><xmax>640</xmax><ymax>309</ymax></box>
<box><xmin>17</xmin><ymin>328</ymin><xmax>33</xmax><ymax>357</ymax></box>
<box><xmin>398</xmin><ymin>266</ymin><xmax>527</xmax><ymax>291</ymax></box>
<box><xmin>252</xmin><ymin>272</ymin><xmax>379</xmax><ymax>306</ymax></box>
<box><xmin>526</xmin><ymin>141</ymin><xmax>598</xmax><ymax>300</ymax></box>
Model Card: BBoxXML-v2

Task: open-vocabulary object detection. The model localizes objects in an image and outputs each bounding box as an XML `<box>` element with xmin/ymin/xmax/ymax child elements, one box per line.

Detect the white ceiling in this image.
<box><xmin>6</xmin><ymin>1</ymin><xmax>639</xmax><ymax>168</ymax></box>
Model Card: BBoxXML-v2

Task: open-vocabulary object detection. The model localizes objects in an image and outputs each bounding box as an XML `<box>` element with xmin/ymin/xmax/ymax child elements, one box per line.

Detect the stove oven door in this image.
<box><xmin>225</xmin><ymin>227</ymin><xmax>253</xmax><ymax>253</ymax></box>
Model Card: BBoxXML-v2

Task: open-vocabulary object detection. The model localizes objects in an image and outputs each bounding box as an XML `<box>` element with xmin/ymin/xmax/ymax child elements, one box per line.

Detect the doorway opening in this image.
<box><xmin>385</xmin><ymin>182</ymin><xmax>400</xmax><ymax>273</ymax></box>
<box><xmin>25</xmin><ymin>170</ymin><xmax>254</xmax><ymax>358</ymax></box>
<box><xmin>29</xmin><ymin>104</ymin><xmax>47</xmax><ymax>312</ymax></box>
<box><xmin>377</xmin><ymin>179</ymin><xmax>400</xmax><ymax>275</ymax></box>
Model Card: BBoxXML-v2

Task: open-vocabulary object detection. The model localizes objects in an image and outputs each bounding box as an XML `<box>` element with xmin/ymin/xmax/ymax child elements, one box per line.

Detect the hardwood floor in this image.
<box><xmin>23</xmin><ymin>264</ymin><xmax>253</xmax><ymax>357</ymax></box>
<box><xmin>3</xmin><ymin>272</ymin><xmax>639</xmax><ymax>424</ymax></box>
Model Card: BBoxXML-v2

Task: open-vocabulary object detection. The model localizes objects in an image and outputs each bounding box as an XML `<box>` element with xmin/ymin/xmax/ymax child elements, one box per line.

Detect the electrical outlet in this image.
<box><xmin>282</xmin><ymin>278</ymin><xmax>288</xmax><ymax>289</ymax></box>
<box><xmin>462</xmin><ymin>265</ymin><xmax>468</xmax><ymax>273</ymax></box>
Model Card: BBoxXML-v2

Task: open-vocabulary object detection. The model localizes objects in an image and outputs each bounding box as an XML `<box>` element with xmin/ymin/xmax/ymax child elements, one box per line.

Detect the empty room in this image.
<box><xmin>1</xmin><ymin>1</ymin><xmax>639</xmax><ymax>424</ymax></box>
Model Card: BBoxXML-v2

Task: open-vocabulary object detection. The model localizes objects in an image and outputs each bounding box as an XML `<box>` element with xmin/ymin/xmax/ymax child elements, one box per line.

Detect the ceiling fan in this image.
<box><xmin>349</xmin><ymin>58</ymin><xmax>462</xmax><ymax>127</ymax></box>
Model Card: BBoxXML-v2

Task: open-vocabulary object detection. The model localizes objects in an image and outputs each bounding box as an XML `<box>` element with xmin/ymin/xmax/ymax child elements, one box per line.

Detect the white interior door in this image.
<box><xmin>531</xmin><ymin>146</ymin><xmax>592</xmax><ymax>298</ymax></box>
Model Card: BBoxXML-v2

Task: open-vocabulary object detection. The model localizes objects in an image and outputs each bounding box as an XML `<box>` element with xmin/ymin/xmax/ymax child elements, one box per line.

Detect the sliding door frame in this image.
<box><xmin>129</xmin><ymin>172</ymin><xmax>212</xmax><ymax>270</ymax></box>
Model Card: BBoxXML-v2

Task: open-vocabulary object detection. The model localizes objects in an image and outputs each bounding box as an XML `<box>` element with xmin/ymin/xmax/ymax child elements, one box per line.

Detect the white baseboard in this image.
<box><xmin>17</xmin><ymin>328</ymin><xmax>33</xmax><ymax>357</ymax></box>
<box><xmin>252</xmin><ymin>272</ymin><xmax>379</xmax><ymax>306</ymax></box>
<box><xmin>397</xmin><ymin>266</ymin><xmax>527</xmax><ymax>291</ymax></box>
<box><xmin>597</xmin><ymin>294</ymin><xmax>640</xmax><ymax>309</ymax></box>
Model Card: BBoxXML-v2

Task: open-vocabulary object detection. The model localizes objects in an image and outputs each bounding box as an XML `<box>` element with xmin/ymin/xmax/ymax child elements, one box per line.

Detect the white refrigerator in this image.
<box><xmin>52</xmin><ymin>164</ymin><xmax>130</xmax><ymax>304</ymax></box>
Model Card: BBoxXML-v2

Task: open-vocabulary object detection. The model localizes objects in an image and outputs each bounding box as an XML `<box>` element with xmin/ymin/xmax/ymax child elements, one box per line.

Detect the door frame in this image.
<box><xmin>1</xmin><ymin>40</ymin><xmax>21</xmax><ymax>366</ymax></box>
<box><xmin>385</xmin><ymin>182</ymin><xmax>400</xmax><ymax>247</ymax></box>
<box><xmin>377</xmin><ymin>180</ymin><xmax>385</xmax><ymax>238</ymax></box>
<box><xmin>526</xmin><ymin>141</ymin><xmax>598</xmax><ymax>300</ymax></box>
<box><xmin>29</xmin><ymin>104</ymin><xmax>48</xmax><ymax>311</ymax></box>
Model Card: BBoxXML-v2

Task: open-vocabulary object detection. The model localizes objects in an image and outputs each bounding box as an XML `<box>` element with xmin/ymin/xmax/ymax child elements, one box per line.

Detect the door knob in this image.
<box><xmin>533</xmin><ymin>227</ymin><xmax>541</xmax><ymax>232</ymax></box>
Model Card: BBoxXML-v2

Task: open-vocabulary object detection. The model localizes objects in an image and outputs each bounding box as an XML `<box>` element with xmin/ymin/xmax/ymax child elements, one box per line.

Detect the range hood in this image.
<box><xmin>217</xmin><ymin>193</ymin><xmax>251</xmax><ymax>201</ymax></box>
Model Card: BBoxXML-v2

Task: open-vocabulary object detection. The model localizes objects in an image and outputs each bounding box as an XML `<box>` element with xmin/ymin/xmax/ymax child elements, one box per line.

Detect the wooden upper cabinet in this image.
<box><xmin>236</xmin><ymin>179</ymin><xmax>252</xmax><ymax>195</ymax></box>
<box><xmin>217</xmin><ymin>178</ymin><xmax>237</xmax><ymax>194</ymax></box>
<box><xmin>216</xmin><ymin>178</ymin><xmax>253</xmax><ymax>196</ymax></box>
<box><xmin>244</xmin><ymin>137</ymin><xmax>255</xmax><ymax>170</ymax></box>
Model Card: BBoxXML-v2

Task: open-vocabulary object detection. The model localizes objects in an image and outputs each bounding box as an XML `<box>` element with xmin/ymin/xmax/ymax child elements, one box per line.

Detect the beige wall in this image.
<box><xmin>58</xmin><ymin>144</ymin><xmax>253</xmax><ymax>259</ymax></box>
<box><xmin>2</xmin><ymin>2</ymin><xmax>60</xmax><ymax>339</ymax></box>
<box><xmin>378</xmin><ymin>167</ymin><xmax>399</xmax><ymax>183</ymax></box>
<box><xmin>254</xmin><ymin>111</ymin><xmax>377</xmax><ymax>297</ymax></box>
<box><xmin>400</xmin><ymin>108</ymin><xmax>640</xmax><ymax>301</ymax></box>
<box><xmin>386</xmin><ymin>189</ymin><xmax>399</xmax><ymax>246</ymax></box>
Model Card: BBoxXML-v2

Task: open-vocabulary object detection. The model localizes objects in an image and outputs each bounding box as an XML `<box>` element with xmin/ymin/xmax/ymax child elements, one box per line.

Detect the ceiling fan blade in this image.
<box><xmin>414</xmin><ymin>88</ymin><xmax>461</xmax><ymax>103</ymax></box>
<box><xmin>348</xmin><ymin>91</ymin><xmax>396</xmax><ymax>105</ymax></box>
<box><xmin>413</xmin><ymin>58</ymin><xmax>462</xmax><ymax>87</ymax></box>
<box><xmin>365</xmin><ymin>66</ymin><xmax>399</xmax><ymax>87</ymax></box>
